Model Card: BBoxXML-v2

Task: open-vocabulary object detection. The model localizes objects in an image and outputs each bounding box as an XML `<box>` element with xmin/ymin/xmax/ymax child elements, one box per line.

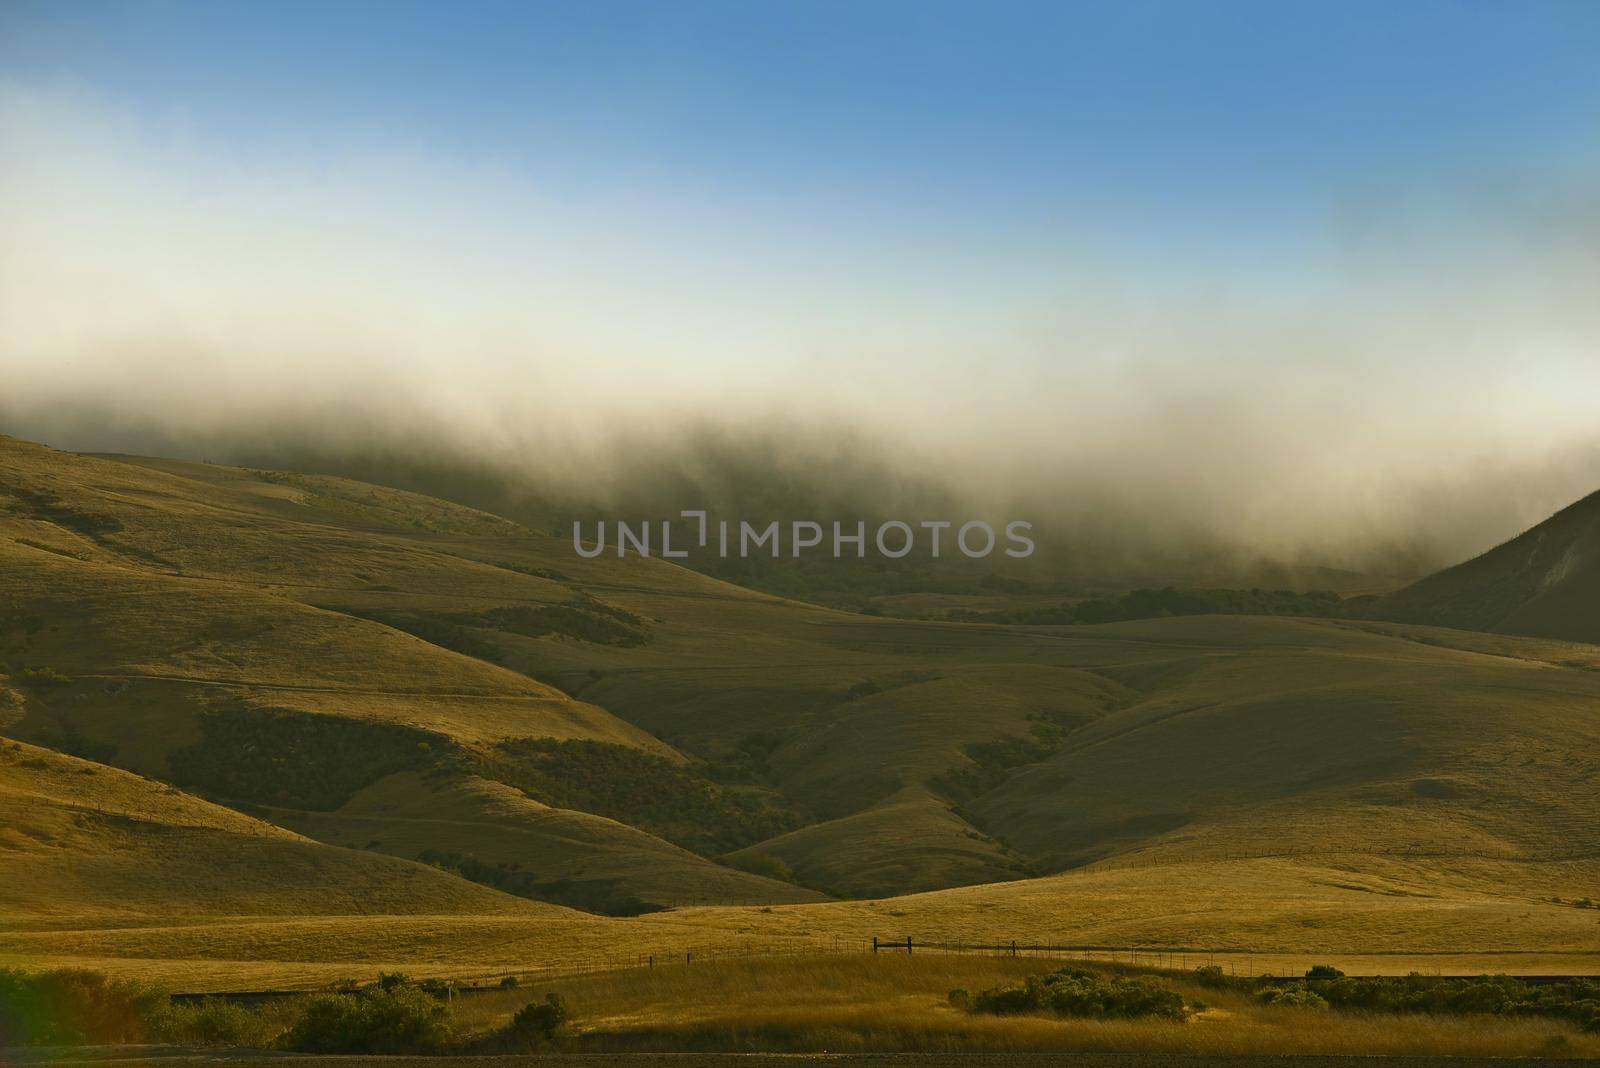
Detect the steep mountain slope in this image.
<box><xmin>1373</xmin><ymin>487</ymin><xmax>1600</xmax><ymax>644</ymax></box>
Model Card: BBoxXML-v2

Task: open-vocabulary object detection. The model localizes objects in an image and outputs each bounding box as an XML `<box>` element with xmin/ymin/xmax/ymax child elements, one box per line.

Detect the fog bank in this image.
<box><xmin>3</xmin><ymin>83</ymin><xmax>1599</xmax><ymax>581</ymax></box>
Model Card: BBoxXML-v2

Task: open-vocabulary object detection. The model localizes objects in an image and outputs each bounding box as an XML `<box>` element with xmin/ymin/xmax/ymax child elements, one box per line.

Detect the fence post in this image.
<box><xmin>872</xmin><ymin>936</ymin><xmax>878</xmax><ymax>954</ymax></box>
<box><xmin>648</xmin><ymin>955</ymin><xmax>654</xmax><ymax>969</ymax></box>
<box><xmin>1010</xmin><ymin>940</ymin><xmax>1017</xmax><ymax>958</ymax></box>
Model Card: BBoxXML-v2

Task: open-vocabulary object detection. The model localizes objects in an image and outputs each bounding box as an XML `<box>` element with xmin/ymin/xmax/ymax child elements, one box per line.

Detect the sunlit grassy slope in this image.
<box><xmin>0</xmin><ymin>436</ymin><xmax>808</xmax><ymax>911</ymax></box>
<box><xmin>3</xmin><ymin>433</ymin><xmax>1599</xmax><ymax>990</ymax></box>
<box><xmin>0</xmin><ymin>738</ymin><xmax>537</xmax><ymax>924</ymax></box>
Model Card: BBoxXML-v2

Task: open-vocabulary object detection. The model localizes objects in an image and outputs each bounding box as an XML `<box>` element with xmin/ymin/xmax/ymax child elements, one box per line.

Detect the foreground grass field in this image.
<box><xmin>6</xmin><ymin>957</ymin><xmax>1598</xmax><ymax>1060</ymax></box>
<box><xmin>444</xmin><ymin>955</ymin><xmax>1600</xmax><ymax>1057</ymax></box>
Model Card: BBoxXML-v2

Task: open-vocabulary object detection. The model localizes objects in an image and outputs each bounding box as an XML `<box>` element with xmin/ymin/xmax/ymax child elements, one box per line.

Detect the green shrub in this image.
<box><xmin>969</xmin><ymin>966</ymin><xmax>1186</xmax><ymax>1020</ymax></box>
<box><xmin>150</xmin><ymin>997</ymin><xmax>285</xmax><ymax>1046</ymax></box>
<box><xmin>726</xmin><ymin>851</ymin><xmax>797</xmax><ymax>884</ymax></box>
<box><xmin>1259</xmin><ymin>987</ymin><xmax>1330</xmax><ymax>1010</ymax></box>
<box><xmin>1310</xmin><ymin>974</ymin><xmax>1600</xmax><ymax>1031</ymax></box>
<box><xmin>1249</xmin><ymin>974</ymin><xmax>1600</xmax><ymax>1032</ymax></box>
<box><xmin>418</xmin><ymin>978</ymin><xmax>454</xmax><ymax>1001</ymax></box>
<box><xmin>0</xmin><ymin>967</ymin><xmax>165</xmax><ymax>1045</ymax></box>
<box><xmin>1305</xmin><ymin>964</ymin><xmax>1345</xmax><ymax>980</ymax></box>
<box><xmin>16</xmin><ymin>666</ymin><xmax>70</xmax><ymax>687</ymax></box>
<box><xmin>281</xmin><ymin>983</ymin><xmax>452</xmax><ymax>1054</ymax></box>
<box><xmin>504</xmin><ymin>992</ymin><xmax>569</xmax><ymax>1048</ymax></box>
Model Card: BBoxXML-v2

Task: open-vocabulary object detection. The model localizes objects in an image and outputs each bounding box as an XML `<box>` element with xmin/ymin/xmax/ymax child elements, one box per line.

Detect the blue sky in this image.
<box><xmin>5</xmin><ymin>0</ymin><xmax>1599</xmax><ymax>270</ymax></box>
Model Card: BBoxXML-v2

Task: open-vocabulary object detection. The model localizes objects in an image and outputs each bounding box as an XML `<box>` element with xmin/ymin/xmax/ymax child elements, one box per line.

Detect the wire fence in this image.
<box><xmin>176</xmin><ymin>935</ymin><xmax>1597</xmax><ymax>1001</ymax></box>
<box><xmin>443</xmin><ymin>935</ymin><xmax>1568</xmax><ymax>993</ymax></box>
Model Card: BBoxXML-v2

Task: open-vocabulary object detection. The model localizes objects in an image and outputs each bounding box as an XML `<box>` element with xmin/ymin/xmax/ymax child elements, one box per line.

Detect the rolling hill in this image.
<box><xmin>0</xmin><ymin>737</ymin><xmax>532</xmax><ymax>924</ymax></box>
<box><xmin>3</xmin><ymin>432</ymin><xmax>1599</xmax><ymax>989</ymax></box>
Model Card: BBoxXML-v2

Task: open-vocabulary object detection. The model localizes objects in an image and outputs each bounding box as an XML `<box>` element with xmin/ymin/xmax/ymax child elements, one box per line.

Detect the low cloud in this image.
<box><xmin>3</xmin><ymin>83</ymin><xmax>1598</xmax><ymax>583</ymax></box>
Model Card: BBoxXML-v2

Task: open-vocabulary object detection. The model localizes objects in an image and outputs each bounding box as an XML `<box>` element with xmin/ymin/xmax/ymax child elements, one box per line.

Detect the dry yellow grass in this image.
<box><xmin>448</xmin><ymin>955</ymin><xmax>1600</xmax><ymax>1058</ymax></box>
<box><xmin>0</xmin><ymin>740</ymin><xmax>549</xmax><ymax>928</ymax></box>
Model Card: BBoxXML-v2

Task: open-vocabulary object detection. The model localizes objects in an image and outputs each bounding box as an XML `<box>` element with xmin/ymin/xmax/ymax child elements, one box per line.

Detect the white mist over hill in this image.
<box><xmin>3</xmin><ymin>82</ymin><xmax>1599</xmax><ymax>577</ymax></box>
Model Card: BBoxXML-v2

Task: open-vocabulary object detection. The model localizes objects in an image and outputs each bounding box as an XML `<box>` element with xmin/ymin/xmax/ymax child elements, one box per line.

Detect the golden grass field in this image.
<box><xmin>2</xmin><ymin>433</ymin><xmax>1599</xmax><ymax>1028</ymax></box>
<box><xmin>442</xmin><ymin>954</ymin><xmax>1600</xmax><ymax>1058</ymax></box>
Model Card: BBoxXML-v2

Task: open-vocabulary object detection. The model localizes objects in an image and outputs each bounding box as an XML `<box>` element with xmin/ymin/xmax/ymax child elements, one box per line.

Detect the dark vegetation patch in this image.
<box><xmin>4</xmin><ymin>487</ymin><xmax>124</xmax><ymax>539</ymax></box>
<box><xmin>14</xmin><ymin>665</ymin><xmax>70</xmax><ymax>687</ymax></box>
<box><xmin>481</xmin><ymin>737</ymin><xmax>805</xmax><ymax>856</ymax></box>
<box><xmin>723</xmin><ymin>851</ymin><xmax>799</xmax><ymax>884</ymax></box>
<box><xmin>32</xmin><ymin>720</ymin><xmax>118</xmax><ymax>762</ymax></box>
<box><xmin>932</xmin><ymin>710</ymin><xmax>1086</xmax><ymax>805</ymax></box>
<box><xmin>350</xmin><ymin>597</ymin><xmax>646</xmax><ymax>657</ymax></box>
<box><xmin>13</xmin><ymin>537</ymin><xmax>90</xmax><ymax>560</ymax></box>
<box><xmin>168</xmin><ymin>705</ymin><xmax>447</xmax><ymax>810</ymax></box>
<box><xmin>487</xmin><ymin>560</ymin><xmax>570</xmax><ymax>582</ymax></box>
<box><xmin>956</xmin><ymin>965</ymin><xmax>1187</xmax><ymax>1020</ymax></box>
<box><xmin>0</xmin><ymin>967</ymin><xmax>569</xmax><ymax>1052</ymax></box>
<box><xmin>471</xmin><ymin>600</ymin><xmax>645</xmax><ymax>646</ymax></box>
<box><xmin>1195</xmin><ymin>964</ymin><xmax>1600</xmax><ymax>1031</ymax></box>
<box><xmin>954</xmin><ymin>586</ymin><xmax>1345</xmax><ymax>626</ymax></box>
<box><xmin>417</xmin><ymin>849</ymin><xmax>668</xmax><ymax>916</ymax></box>
<box><xmin>355</xmin><ymin>609</ymin><xmax>507</xmax><ymax>662</ymax></box>
<box><xmin>282</xmin><ymin>973</ymin><xmax>455</xmax><ymax>1053</ymax></box>
<box><xmin>701</xmin><ymin>728</ymin><xmax>790</xmax><ymax>785</ymax></box>
<box><xmin>0</xmin><ymin>967</ymin><xmax>164</xmax><ymax>1045</ymax></box>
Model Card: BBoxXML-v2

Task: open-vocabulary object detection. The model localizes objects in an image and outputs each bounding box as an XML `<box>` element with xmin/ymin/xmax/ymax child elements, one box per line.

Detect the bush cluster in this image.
<box><xmin>0</xmin><ymin>968</ymin><xmax>165</xmax><ymax>1045</ymax></box>
<box><xmin>15</xmin><ymin>665</ymin><xmax>72</xmax><ymax>687</ymax></box>
<box><xmin>504</xmin><ymin>993</ymin><xmax>568</xmax><ymax>1049</ymax></box>
<box><xmin>1284</xmin><ymin>972</ymin><xmax>1600</xmax><ymax>1032</ymax></box>
<box><xmin>1202</xmin><ymin>965</ymin><xmax>1600</xmax><ymax>1032</ymax></box>
<box><xmin>1259</xmin><ymin>986</ymin><xmax>1329</xmax><ymax>1009</ymax></box>
<box><xmin>965</xmin><ymin>966</ymin><xmax>1187</xmax><ymax>1021</ymax></box>
<box><xmin>281</xmin><ymin>975</ymin><xmax>452</xmax><ymax>1054</ymax></box>
<box><xmin>0</xmin><ymin>967</ymin><xmax>574</xmax><ymax>1052</ymax></box>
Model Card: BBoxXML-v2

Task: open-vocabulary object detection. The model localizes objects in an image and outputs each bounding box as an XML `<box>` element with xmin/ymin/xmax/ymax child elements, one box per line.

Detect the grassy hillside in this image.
<box><xmin>0</xmin><ymin>738</ymin><xmax>536</xmax><ymax>924</ymax></box>
<box><xmin>1372</xmin><ymin>487</ymin><xmax>1600</xmax><ymax>644</ymax></box>
<box><xmin>967</xmin><ymin>616</ymin><xmax>1600</xmax><ymax>871</ymax></box>
<box><xmin>0</xmin><ymin>437</ymin><xmax>805</xmax><ymax>910</ymax></box>
<box><xmin>264</xmin><ymin>771</ymin><xmax>823</xmax><ymax>915</ymax></box>
<box><xmin>3</xmin><ymin>432</ymin><xmax>1599</xmax><ymax>991</ymax></box>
